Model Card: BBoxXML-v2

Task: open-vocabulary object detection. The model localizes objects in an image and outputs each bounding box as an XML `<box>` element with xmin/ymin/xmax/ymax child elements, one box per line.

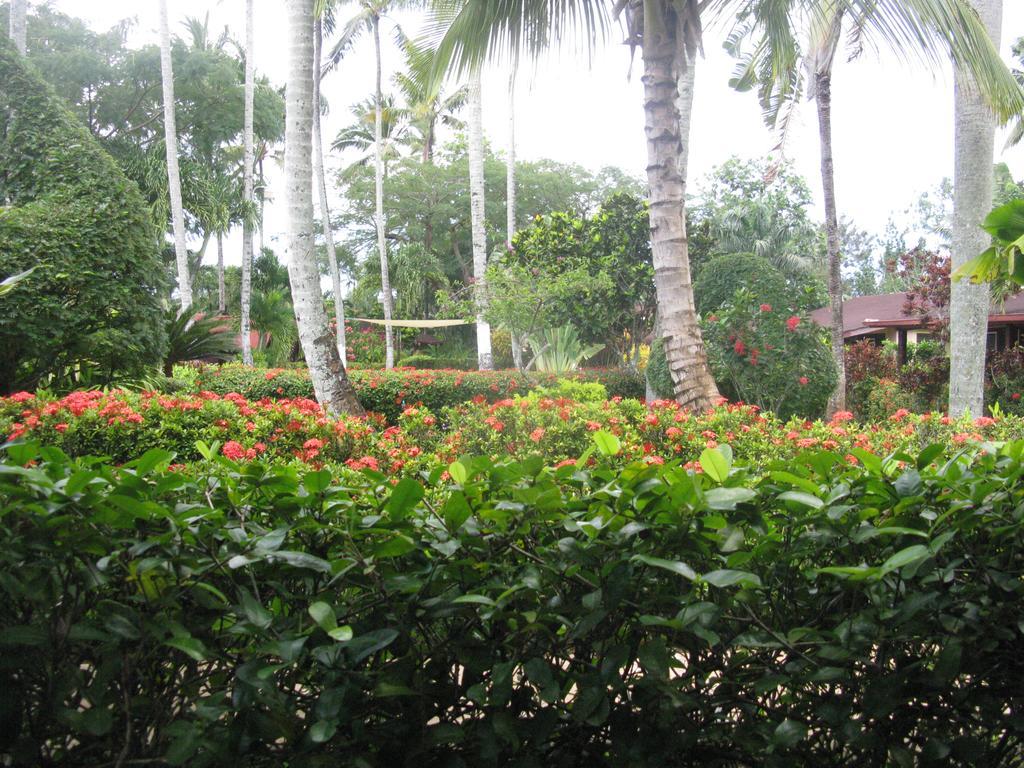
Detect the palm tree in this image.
<box><xmin>240</xmin><ymin>0</ymin><xmax>256</xmax><ymax>365</ymax></box>
<box><xmin>8</xmin><ymin>0</ymin><xmax>25</xmax><ymax>55</ymax></box>
<box><xmin>730</xmin><ymin>0</ymin><xmax>1023</xmax><ymax>414</ymax></box>
<box><xmin>326</xmin><ymin>1</ymin><xmax>413</xmax><ymax>370</ymax></box>
<box><xmin>950</xmin><ymin>0</ymin><xmax>1005</xmax><ymax>416</ymax></box>
<box><xmin>332</xmin><ymin>94</ymin><xmax>410</xmax><ymax>171</ymax></box>
<box><xmin>394</xmin><ymin>36</ymin><xmax>468</xmax><ymax>163</ymax></box>
<box><xmin>284</xmin><ymin>0</ymin><xmax>364</xmax><ymax>414</ymax></box>
<box><xmin>433</xmin><ymin>1</ymin><xmax>720</xmax><ymax>409</ymax></box>
<box><xmin>468</xmin><ymin>66</ymin><xmax>492</xmax><ymax>369</ymax></box>
<box><xmin>1009</xmin><ymin>38</ymin><xmax>1023</xmax><ymax>147</ymax></box>
<box><xmin>313</xmin><ymin>14</ymin><xmax>348</xmax><ymax>364</ymax></box>
<box><xmin>158</xmin><ymin>0</ymin><xmax>192</xmax><ymax>314</ymax></box>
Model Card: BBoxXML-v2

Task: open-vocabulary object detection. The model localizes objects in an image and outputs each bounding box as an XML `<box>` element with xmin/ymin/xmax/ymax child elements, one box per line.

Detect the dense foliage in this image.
<box><xmin>490</xmin><ymin>193</ymin><xmax>655</xmax><ymax>359</ymax></box>
<box><xmin>694</xmin><ymin>253</ymin><xmax>790</xmax><ymax>317</ymax></box>
<box><xmin>184</xmin><ymin>364</ymin><xmax>645</xmax><ymax>422</ymax></box>
<box><xmin>3</xmin><ymin>436</ymin><xmax>1024</xmax><ymax>765</ymax></box>
<box><xmin>0</xmin><ymin>38</ymin><xmax>167</xmax><ymax>394</ymax></box>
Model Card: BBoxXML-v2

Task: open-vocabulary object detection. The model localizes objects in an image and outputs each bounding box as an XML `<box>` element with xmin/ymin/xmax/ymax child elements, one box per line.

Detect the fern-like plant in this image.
<box><xmin>163</xmin><ymin>309</ymin><xmax>238</xmax><ymax>377</ymax></box>
<box><xmin>526</xmin><ymin>325</ymin><xmax>604</xmax><ymax>373</ymax></box>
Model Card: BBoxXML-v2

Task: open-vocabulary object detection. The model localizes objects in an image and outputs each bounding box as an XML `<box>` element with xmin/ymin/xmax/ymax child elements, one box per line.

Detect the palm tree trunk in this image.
<box><xmin>313</xmin><ymin>19</ymin><xmax>347</xmax><ymax>366</ymax></box>
<box><xmin>217</xmin><ymin>231</ymin><xmax>226</xmax><ymax>314</ymax></box>
<box><xmin>641</xmin><ymin>19</ymin><xmax>719</xmax><ymax>411</ymax></box>
<box><xmin>8</xmin><ymin>0</ymin><xmax>25</xmax><ymax>55</ymax></box>
<box><xmin>158</xmin><ymin>0</ymin><xmax>192</xmax><ymax>315</ymax></box>
<box><xmin>468</xmin><ymin>66</ymin><xmax>493</xmax><ymax>370</ymax></box>
<box><xmin>240</xmin><ymin>0</ymin><xmax>256</xmax><ymax>365</ymax></box>
<box><xmin>506</xmin><ymin>70</ymin><xmax>517</xmax><ymax>249</ymax></box>
<box><xmin>816</xmin><ymin>71</ymin><xmax>846</xmax><ymax>414</ymax></box>
<box><xmin>372</xmin><ymin>14</ymin><xmax>395</xmax><ymax>369</ymax></box>
<box><xmin>949</xmin><ymin>0</ymin><xmax>1001</xmax><ymax>417</ymax></box>
<box><xmin>284</xmin><ymin>0</ymin><xmax>363</xmax><ymax>415</ymax></box>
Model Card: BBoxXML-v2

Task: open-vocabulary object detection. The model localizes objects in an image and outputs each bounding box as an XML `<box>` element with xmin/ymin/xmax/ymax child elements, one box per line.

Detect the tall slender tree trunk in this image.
<box><xmin>949</xmin><ymin>0</ymin><xmax>1001</xmax><ymax>417</ymax></box>
<box><xmin>313</xmin><ymin>19</ymin><xmax>347</xmax><ymax>365</ymax></box>
<box><xmin>372</xmin><ymin>14</ymin><xmax>395</xmax><ymax>369</ymax></box>
<box><xmin>507</xmin><ymin>70</ymin><xmax>520</xmax><ymax>370</ymax></box>
<box><xmin>283</xmin><ymin>0</ymin><xmax>363</xmax><ymax>415</ymax></box>
<box><xmin>816</xmin><ymin>72</ymin><xmax>846</xmax><ymax>414</ymax></box>
<box><xmin>217</xmin><ymin>231</ymin><xmax>226</xmax><ymax>314</ymax></box>
<box><xmin>158</xmin><ymin>0</ymin><xmax>192</xmax><ymax>315</ymax></box>
<box><xmin>468</xmin><ymin>66</ymin><xmax>493</xmax><ymax>370</ymax></box>
<box><xmin>240</xmin><ymin>0</ymin><xmax>256</xmax><ymax>365</ymax></box>
<box><xmin>506</xmin><ymin>71</ymin><xmax>517</xmax><ymax>249</ymax></box>
<box><xmin>8</xmin><ymin>0</ymin><xmax>25</xmax><ymax>55</ymax></box>
<box><xmin>641</xmin><ymin>18</ymin><xmax>719</xmax><ymax>411</ymax></box>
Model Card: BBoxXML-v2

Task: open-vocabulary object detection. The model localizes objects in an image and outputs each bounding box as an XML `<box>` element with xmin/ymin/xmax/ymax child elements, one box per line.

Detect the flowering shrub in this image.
<box><xmin>4</xmin><ymin>390</ymin><xmax>1023</xmax><ymax>473</ymax></box>
<box><xmin>188</xmin><ymin>363</ymin><xmax>645</xmax><ymax>422</ymax></box>
<box><xmin>701</xmin><ymin>288</ymin><xmax>837</xmax><ymax>419</ymax></box>
<box><xmin>0</xmin><ymin>390</ymin><xmax>377</xmax><ymax>465</ymax></box>
<box><xmin>4</xmin><ymin>439</ymin><xmax>1024</xmax><ymax>765</ymax></box>
<box><xmin>987</xmin><ymin>347</ymin><xmax>1024</xmax><ymax>416</ymax></box>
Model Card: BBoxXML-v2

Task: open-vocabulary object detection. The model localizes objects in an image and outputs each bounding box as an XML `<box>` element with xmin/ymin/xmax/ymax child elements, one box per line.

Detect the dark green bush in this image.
<box><xmin>0</xmin><ymin>37</ymin><xmax>167</xmax><ymax>393</ymax></box>
<box><xmin>191</xmin><ymin>364</ymin><xmax>645</xmax><ymax>422</ymax></box>
<box><xmin>2</xmin><ymin>440</ymin><xmax>1024</xmax><ymax>766</ymax></box>
<box><xmin>693</xmin><ymin>253</ymin><xmax>788</xmax><ymax>316</ymax></box>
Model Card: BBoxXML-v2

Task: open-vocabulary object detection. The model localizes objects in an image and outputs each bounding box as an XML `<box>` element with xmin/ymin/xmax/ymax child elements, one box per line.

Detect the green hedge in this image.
<box><xmin>2</xmin><ymin>440</ymin><xmax>1024</xmax><ymax>765</ymax></box>
<box><xmin>0</xmin><ymin>37</ymin><xmax>166</xmax><ymax>393</ymax></box>
<box><xmin>189</xmin><ymin>364</ymin><xmax>645</xmax><ymax>422</ymax></box>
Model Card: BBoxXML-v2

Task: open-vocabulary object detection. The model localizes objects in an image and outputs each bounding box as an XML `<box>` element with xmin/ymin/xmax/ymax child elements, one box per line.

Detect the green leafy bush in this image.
<box><xmin>3</xmin><ymin>439</ymin><xmax>1024</xmax><ymax>765</ymax></box>
<box><xmin>701</xmin><ymin>289</ymin><xmax>837</xmax><ymax>419</ymax></box>
<box><xmin>0</xmin><ymin>38</ymin><xmax>167</xmax><ymax>393</ymax></box>
<box><xmin>693</xmin><ymin>253</ymin><xmax>788</xmax><ymax>316</ymax></box>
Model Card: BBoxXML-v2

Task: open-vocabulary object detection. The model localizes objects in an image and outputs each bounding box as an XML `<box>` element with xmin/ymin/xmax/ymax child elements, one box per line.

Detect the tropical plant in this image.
<box><xmin>283</xmin><ymin>0</ymin><xmax>364</xmax><ymax>414</ymax></box>
<box><xmin>527</xmin><ymin>325</ymin><xmax>604</xmax><ymax>373</ymax></box>
<box><xmin>162</xmin><ymin>309</ymin><xmax>237</xmax><ymax>377</ymax></box>
<box><xmin>394</xmin><ymin>34</ymin><xmax>467</xmax><ymax>163</ymax></box>
<box><xmin>952</xmin><ymin>199</ymin><xmax>1024</xmax><ymax>285</ymax></box>
<box><xmin>430</xmin><ymin>0</ymin><xmax>722</xmax><ymax>410</ymax></box>
<box><xmin>249</xmin><ymin>289</ymin><xmax>298</xmax><ymax>366</ymax></box>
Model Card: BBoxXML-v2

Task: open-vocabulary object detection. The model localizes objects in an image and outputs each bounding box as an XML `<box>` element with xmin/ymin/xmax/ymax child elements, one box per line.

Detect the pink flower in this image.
<box><xmin>54</xmin><ymin>423</ymin><xmax>69</xmax><ymax>433</ymax></box>
<box><xmin>786</xmin><ymin>316</ymin><xmax>800</xmax><ymax>332</ymax></box>
<box><xmin>760</xmin><ymin>303</ymin><xmax>772</xmax><ymax>312</ymax></box>
<box><xmin>529</xmin><ymin>428</ymin><xmax>545</xmax><ymax>443</ymax></box>
<box><xmin>734</xmin><ymin>340</ymin><xmax>747</xmax><ymax>356</ymax></box>
<box><xmin>1013</xmin><ymin>393</ymin><xmax>1021</xmax><ymax>401</ymax></box>
<box><xmin>798</xmin><ymin>376</ymin><xmax>809</xmax><ymax>386</ymax></box>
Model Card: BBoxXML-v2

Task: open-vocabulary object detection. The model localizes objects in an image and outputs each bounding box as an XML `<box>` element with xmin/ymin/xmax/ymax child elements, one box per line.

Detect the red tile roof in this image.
<box><xmin>810</xmin><ymin>292</ymin><xmax>1024</xmax><ymax>338</ymax></box>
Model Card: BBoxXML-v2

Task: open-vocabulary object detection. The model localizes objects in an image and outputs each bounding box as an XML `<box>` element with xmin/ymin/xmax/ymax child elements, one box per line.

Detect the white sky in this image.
<box><xmin>50</xmin><ymin>0</ymin><xmax>1024</xmax><ymax>269</ymax></box>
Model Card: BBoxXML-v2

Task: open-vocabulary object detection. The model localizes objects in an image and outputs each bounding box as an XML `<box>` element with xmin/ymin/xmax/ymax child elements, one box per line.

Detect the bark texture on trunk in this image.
<box><xmin>284</xmin><ymin>0</ymin><xmax>363</xmax><ymax>415</ymax></box>
<box><xmin>816</xmin><ymin>72</ymin><xmax>847</xmax><ymax>414</ymax></box>
<box><xmin>506</xmin><ymin>71</ymin><xmax>517</xmax><ymax>249</ymax></box>
<box><xmin>240</xmin><ymin>0</ymin><xmax>256</xmax><ymax>365</ymax></box>
<box><xmin>372</xmin><ymin>15</ymin><xmax>395</xmax><ymax>369</ymax></box>
<box><xmin>641</xmin><ymin>17</ymin><xmax>719</xmax><ymax>412</ymax></box>
<box><xmin>313</xmin><ymin>19</ymin><xmax>347</xmax><ymax>365</ymax></box>
<box><xmin>949</xmin><ymin>0</ymin><xmax>1001</xmax><ymax>417</ymax></box>
<box><xmin>469</xmin><ymin>66</ymin><xmax>493</xmax><ymax>370</ymax></box>
<box><xmin>158</xmin><ymin>0</ymin><xmax>192</xmax><ymax>315</ymax></box>
<box><xmin>9</xmin><ymin>0</ymin><xmax>26</xmax><ymax>55</ymax></box>
<box><xmin>217</xmin><ymin>232</ymin><xmax>226</xmax><ymax>314</ymax></box>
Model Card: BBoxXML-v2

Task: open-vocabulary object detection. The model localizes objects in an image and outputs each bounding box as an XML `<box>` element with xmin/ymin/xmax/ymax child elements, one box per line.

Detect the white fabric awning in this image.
<box><xmin>351</xmin><ymin>317</ymin><xmax>470</xmax><ymax>328</ymax></box>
